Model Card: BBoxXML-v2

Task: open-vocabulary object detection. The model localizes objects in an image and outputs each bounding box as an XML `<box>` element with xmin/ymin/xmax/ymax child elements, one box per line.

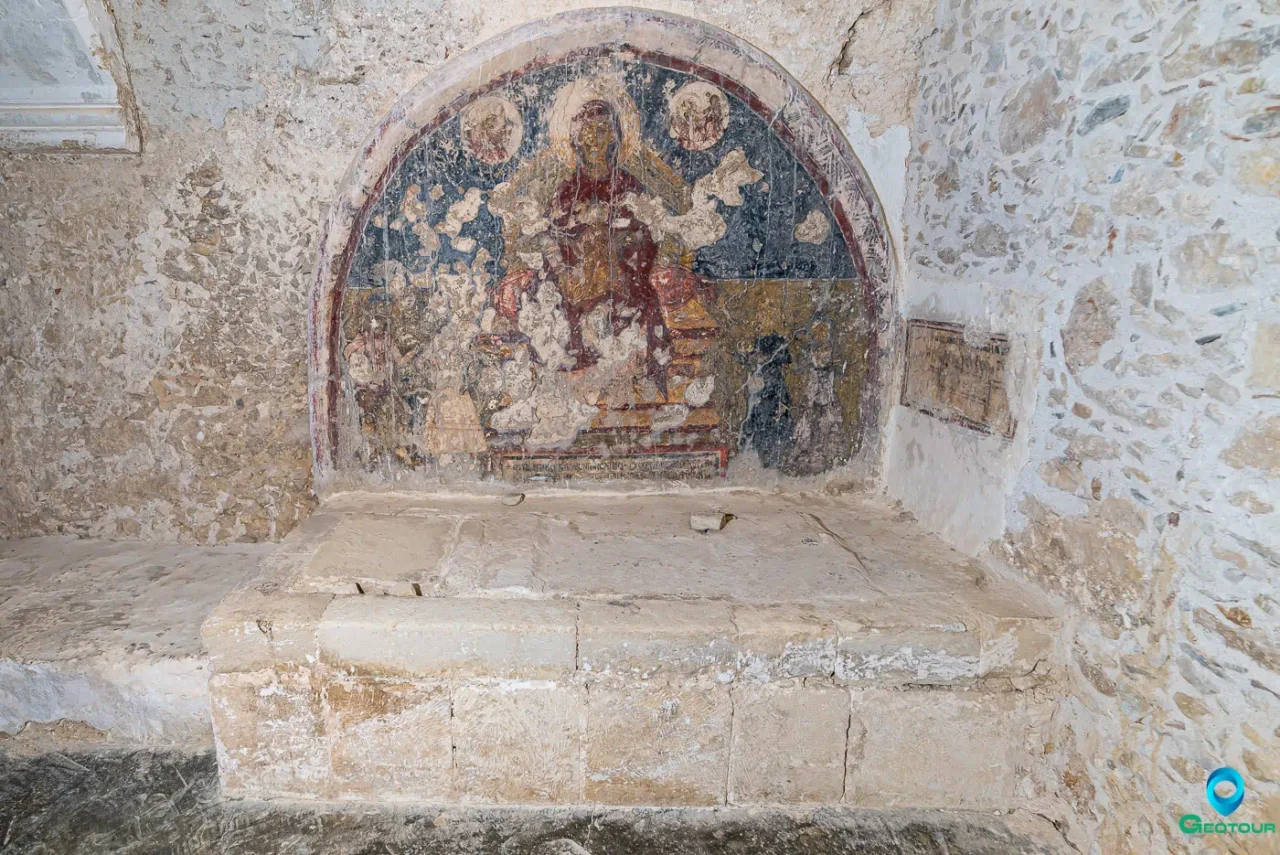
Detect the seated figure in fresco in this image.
<box><xmin>551</xmin><ymin>100</ymin><xmax>662</xmax><ymax>378</ymax></box>
<box><xmin>491</xmin><ymin>95</ymin><xmax>708</xmax><ymax>400</ymax></box>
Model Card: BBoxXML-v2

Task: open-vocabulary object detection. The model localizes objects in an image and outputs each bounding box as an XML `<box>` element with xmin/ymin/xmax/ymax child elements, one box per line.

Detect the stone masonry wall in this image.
<box><xmin>0</xmin><ymin>0</ymin><xmax>932</xmax><ymax>543</ymax></box>
<box><xmin>893</xmin><ymin>0</ymin><xmax>1279</xmax><ymax>851</ymax></box>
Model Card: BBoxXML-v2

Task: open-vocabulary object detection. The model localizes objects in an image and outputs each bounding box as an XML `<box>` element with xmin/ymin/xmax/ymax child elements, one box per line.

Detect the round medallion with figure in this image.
<box><xmin>460</xmin><ymin>96</ymin><xmax>523</xmax><ymax>165</ymax></box>
<box><xmin>667</xmin><ymin>82</ymin><xmax>729</xmax><ymax>151</ymax></box>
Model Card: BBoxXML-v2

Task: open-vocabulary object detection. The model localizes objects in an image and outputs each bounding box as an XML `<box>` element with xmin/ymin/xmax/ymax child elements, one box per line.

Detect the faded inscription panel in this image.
<box><xmin>901</xmin><ymin>321</ymin><xmax>1015</xmax><ymax>438</ymax></box>
<box><xmin>497</xmin><ymin>449</ymin><xmax>726</xmax><ymax>482</ymax></box>
<box><xmin>338</xmin><ymin>49</ymin><xmax>873</xmax><ymax>481</ymax></box>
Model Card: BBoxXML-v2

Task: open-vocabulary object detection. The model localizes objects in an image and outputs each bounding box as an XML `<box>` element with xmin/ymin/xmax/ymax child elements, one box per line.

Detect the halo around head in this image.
<box><xmin>460</xmin><ymin>96</ymin><xmax>524</xmax><ymax>165</ymax></box>
<box><xmin>548</xmin><ymin>74</ymin><xmax>642</xmax><ymax>166</ymax></box>
<box><xmin>668</xmin><ymin>81</ymin><xmax>729</xmax><ymax>151</ymax></box>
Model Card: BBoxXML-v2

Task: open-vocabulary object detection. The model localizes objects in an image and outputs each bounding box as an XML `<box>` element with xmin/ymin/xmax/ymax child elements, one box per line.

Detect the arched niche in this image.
<box><xmin>310</xmin><ymin>7</ymin><xmax>896</xmax><ymax>488</ymax></box>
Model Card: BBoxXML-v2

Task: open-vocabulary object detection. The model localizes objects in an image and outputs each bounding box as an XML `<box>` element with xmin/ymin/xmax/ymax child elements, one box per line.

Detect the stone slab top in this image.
<box><xmin>204</xmin><ymin>491</ymin><xmax>1061</xmax><ymax>685</ymax></box>
<box><xmin>269</xmin><ymin>490</ymin><xmax>1057</xmax><ymax>619</ymax></box>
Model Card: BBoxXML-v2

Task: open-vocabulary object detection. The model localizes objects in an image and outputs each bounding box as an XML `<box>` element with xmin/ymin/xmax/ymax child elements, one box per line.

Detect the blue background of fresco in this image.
<box><xmin>348</xmin><ymin>57</ymin><xmax>857</xmax><ymax>290</ymax></box>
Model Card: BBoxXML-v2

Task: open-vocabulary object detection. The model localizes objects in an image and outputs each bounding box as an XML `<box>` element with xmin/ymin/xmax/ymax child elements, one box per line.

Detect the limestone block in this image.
<box><xmin>837</xmin><ymin>625</ymin><xmax>980</xmax><ymax>685</ymax></box>
<box><xmin>202</xmin><ymin>590</ymin><xmax>333</xmax><ymax>673</ymax></box>
<box><xmin>968</xmin><ymin>581</ymin><xmax>1060</xmax><ymax>680</ymax></box>
<box><xmin>296</xmin><ymin>515</ymin><xmax>456</xmax><ymax>594</ymax></box>
<box><xmin>729</xmin><ymin>683</ymin><xmax>849</xmax><ymax>804</ymax></box>
<box><xmin>1222</xmin><ymin>415</ymin><xmax>1280</xmax><ymax>476</ymax></box>
<box><xmin>325</xmin><ymin>677</ymin><xmax>452</xmax><ymax>800</ymax></box>
<box><xmin>833</xmin><ymin>600</ymin><xmax>980</xmax><ymax>685</ymax></box>
<box><xmin>209</xmin><ymin>669</ymin><xmax>330</xmax><ymax>798</ymax></box>
<box><xmin>1249</xmin><ymin>322</ymin><xmax>1279</xmax><ymax>393</ymax></box>
<box><xmin>452</xmin><ymin>682</ymin><xmax>583</xmax><ymax>804</ymax></box>
<box><xmin>318</xmin><ymin>596</ymin><xmax>576</xmax><ymax>679</ymax></box>
<box><xmin>439</xmin><ymin>515</ymin><xmax>549</xmax><ymax>596</ymax></box>
<box><xmin>979</xmin><ymin>616</ymin><xmax>1059</xmax><ymax>679</ymax></box>
<box><xmin>579</xmin><ymin>600</ymin><xmax>738</xmax><ymax>678</ymax></box>
<box><xmin>252</xmin><ymin>511</ymin><xmax>345</xmax><ymax>586</ymax></box>
<box><xmin>585</xmin><ymin>679</ymin><xmax>731</xmax><ymax>805</ymax></box>
<box><xmin>847</xmin><ymin>688</ymin><xmax>1024</xmax><ymax>808</ymax></box>
<box><xmin>732</xmin><ymin>604</ymin><xmax>837</xmax><ymax>680</ymax></box>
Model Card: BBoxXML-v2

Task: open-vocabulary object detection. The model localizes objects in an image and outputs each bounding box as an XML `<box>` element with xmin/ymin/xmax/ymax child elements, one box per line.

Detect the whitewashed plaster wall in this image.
<box><xmin>890</xmin><ymin>0</ymin><xmax>1279</xmax><ymax>851</ymax></box>
<box><xmin>0</xmin><ymin>0</ymin><xmax>930</xmax><ymax>542</ymax></box>
<box><xmin>0</xmin><ymin>0</ymin><xmax>140</xmax><ymax>151</ymax></box>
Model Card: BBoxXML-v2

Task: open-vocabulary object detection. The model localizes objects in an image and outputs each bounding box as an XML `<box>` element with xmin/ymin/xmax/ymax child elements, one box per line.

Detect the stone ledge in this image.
<box><xmin>276</xmin><ymin>493</ymin><xmax>1039</xmax><ymax>607</ymax></box>
<box><xmin>733</xmin><ymin>604</ymin><xmax>838</xmax><ymax>680</ymax></box>
<box><xmin>203</xmin><ymin>590</ymin><xmax>333</xmax><ymax>673</ymax></box>
<box><xmin>317</xmin><ymin>596</ymin><xmax>578</xmax><ymax>679</ymax></box>
<box><xmin>579</xmin><ymin>600</ymin><xmax>738</xmax><ymax>679</ymax></box>
<box><xmin>0</xmin><ymin>536</ymin><xmax>266</xmax><ymax>746</ymax></box>
<box><xmin>832</xmin><ymin>598</ymin><xmax>981</xmax><ymax>686</ymax></box>
<box><xmin>205</xmin><ymin>492</ymin><xmax>1062</xmax><ymax>688</ymax></box>
<box><xmin>209</xmin><ymin>591</ymin><xmax>1057</xmax><ymax>688</ymax></box>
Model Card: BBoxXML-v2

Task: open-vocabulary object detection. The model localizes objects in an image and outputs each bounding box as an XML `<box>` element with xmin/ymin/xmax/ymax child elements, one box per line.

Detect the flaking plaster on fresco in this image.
<box><xmin>312</xmin><ymin>9</ymin><xmax>897</xmax><ymax>487</ymax></box>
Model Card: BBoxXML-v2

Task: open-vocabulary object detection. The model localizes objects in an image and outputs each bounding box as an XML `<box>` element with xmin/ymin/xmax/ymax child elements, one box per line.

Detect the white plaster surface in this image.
<box><xmin>842</xmin><ymin>109</ymin><xmax>910</xmax><ymax>257</ymax></box>
<box><xmin>885</xmin><ymin>270</ymin><xmax>1044</xmax><ymax>554</ymax></box>
<box><xmin>884</xmin><ymin>405</ymin><xmax>1032</xmax><ymax>554</ymax></box>
<box><xmin>0</xmin><ymin>0</ymin><xmax>139</xmax><ymax>150</ymax></box>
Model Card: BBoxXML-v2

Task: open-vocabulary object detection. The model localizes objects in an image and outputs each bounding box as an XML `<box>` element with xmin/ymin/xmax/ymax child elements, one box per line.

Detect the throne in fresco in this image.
<box><xmin>204</xmin><ymin>8</ymin><xmax>1058</xmax><ymax>812</ymax></box>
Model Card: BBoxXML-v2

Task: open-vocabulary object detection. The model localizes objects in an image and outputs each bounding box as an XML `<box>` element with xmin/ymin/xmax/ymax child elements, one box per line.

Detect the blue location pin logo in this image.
<box><xmin>1206</xmin><ymin>767</ymin><xmax>1245</xmax><ymax>817</ymax></box>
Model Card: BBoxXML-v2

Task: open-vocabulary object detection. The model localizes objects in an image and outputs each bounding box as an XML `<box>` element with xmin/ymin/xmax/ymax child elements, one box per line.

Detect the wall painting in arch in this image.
<box><xmin>339</xmin><ymin>50</ymin><xmax>876</xmax><ymax>482</ymax></box>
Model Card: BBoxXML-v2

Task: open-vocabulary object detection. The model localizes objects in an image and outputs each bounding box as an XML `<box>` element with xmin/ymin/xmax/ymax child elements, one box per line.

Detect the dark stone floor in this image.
<box><xmin>0</xmin><ymin>750</ymin><xmax>1066</xmax><ymax>855</ymax></box>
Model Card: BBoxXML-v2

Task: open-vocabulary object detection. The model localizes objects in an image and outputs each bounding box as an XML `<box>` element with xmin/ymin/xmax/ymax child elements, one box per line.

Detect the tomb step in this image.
<box><xmin>203</xmin><ymin>491</ymin><xmax>1064</xmax><ymax>807</ymax></box>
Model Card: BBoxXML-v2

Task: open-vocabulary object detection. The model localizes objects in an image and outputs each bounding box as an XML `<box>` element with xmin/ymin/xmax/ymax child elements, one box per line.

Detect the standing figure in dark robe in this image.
<box><xmin>741</xmin><ymin>333</ymin><xmax>794</xmax><ymax>469</ymax></box>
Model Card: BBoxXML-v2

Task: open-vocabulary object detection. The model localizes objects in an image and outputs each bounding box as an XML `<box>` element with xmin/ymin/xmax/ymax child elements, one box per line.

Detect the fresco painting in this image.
<box><xmin>338</xmin><ymin>51</ymin><xmax>872</xmax><ymax>481</ymax></box>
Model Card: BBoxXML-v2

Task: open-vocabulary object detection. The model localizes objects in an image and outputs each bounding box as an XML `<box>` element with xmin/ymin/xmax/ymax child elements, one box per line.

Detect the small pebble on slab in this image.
<box><xmin>502</xmin><ymin>493</ymin><xmax>526</xmax><ymax>506</ymax></box>
<box><xmin>690</xmin><ymin>512</ymin><xmax>731</xmax><ymax>532</ymax></box>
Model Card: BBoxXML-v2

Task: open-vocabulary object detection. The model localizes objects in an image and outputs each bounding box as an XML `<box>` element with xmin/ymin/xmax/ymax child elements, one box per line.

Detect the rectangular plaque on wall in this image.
<box><xmin>901</xmin><ymin>320</ymin><xmax>1016</xmax><ymax>439</ymax></box>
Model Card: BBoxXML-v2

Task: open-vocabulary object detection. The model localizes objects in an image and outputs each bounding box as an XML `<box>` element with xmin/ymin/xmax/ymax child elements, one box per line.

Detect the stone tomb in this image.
<box><xmin>203</xmin><ymin>491</ymin><xmax>1061</xmax><ymax>807</ymax></box>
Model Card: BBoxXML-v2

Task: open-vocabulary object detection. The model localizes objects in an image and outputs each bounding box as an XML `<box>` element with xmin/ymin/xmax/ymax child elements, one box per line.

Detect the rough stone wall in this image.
<box><xmin>0</xmin><ymin>0</ymin><xmax>932</xmax><ymax>543</ymax></box>
<box><xmin>893</xmin><ymin>0</ymin><xmax>1279</xmax><ymax>851</ymax></box>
